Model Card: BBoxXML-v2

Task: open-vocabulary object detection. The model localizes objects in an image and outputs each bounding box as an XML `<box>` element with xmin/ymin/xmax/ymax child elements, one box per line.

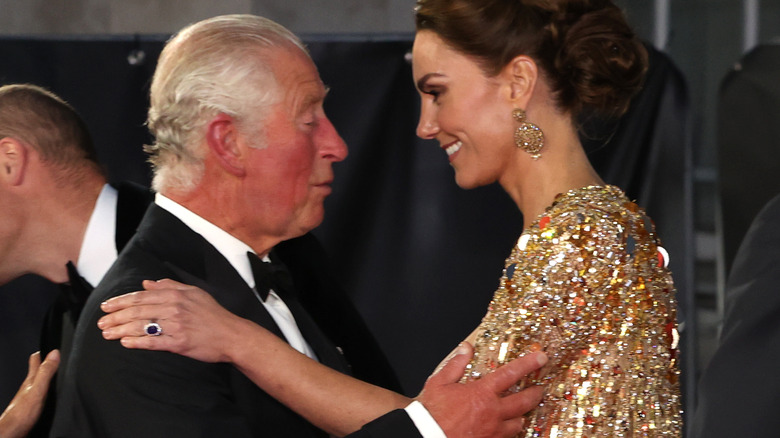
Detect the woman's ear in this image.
<box><xmin>205</xmin><ymin>114</ymin><xmax>246</xmax><ymax>177</ymax></box>
<box><xmin>502</xmin><ymin>55</ymin><xmax>538</xmax><ymax>107</ymax></box>
<box><xmin>0</xmin><ymin>137</ymin><xmax>28</xmax><ymax>186</ymax></box>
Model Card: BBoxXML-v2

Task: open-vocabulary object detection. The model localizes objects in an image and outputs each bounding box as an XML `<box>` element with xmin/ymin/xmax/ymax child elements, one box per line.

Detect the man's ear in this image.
<box><xmin>205</xmin><ymin>114</ymin><xmax>246</xmax><ymax>177</ymax></box>
<box><xmin>501</xmin><ymin>55</ymin><xmax>538</xmax><ymax>107</ymax></box>
<box><xmin>0</xmin><ymin>137</ymin><xmax>29</xmax><ymax>186</ymax></box>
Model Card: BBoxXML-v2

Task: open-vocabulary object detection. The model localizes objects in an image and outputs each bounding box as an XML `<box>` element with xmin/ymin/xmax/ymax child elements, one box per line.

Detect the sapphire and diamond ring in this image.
<box><xmin>143</xmin><ymin>322</ymin><xmax>163</xmax><ymax>336</ymax></box>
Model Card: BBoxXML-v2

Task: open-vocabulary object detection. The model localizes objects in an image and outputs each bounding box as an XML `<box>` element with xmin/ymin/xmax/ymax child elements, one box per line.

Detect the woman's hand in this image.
<box><xmin>0</xmin><ymin>350</ymin><xmax>60</xmax><ymax>438</ymax></box>
<box><xmin>98</xmin><ymin>279</ymin><xmax>249</xmax><ymax>363</ymax></box>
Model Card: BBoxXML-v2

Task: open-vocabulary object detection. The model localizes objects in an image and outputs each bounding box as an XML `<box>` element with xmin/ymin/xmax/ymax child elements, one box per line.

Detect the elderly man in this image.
<box><xmin>51</xmin><ymin>15</ymin><xmax>545</xmax><ymax>438</ymax></box>
<box><xmin>0</xmin><ymin>84</ymin><xmax>152</xmax><ymax>438</ymax></box>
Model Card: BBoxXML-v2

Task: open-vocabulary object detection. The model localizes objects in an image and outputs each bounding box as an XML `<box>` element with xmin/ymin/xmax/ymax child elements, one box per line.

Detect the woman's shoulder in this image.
<box><xmin>543</xmin><ymin>185</ymin><xmax>657</xmax><ymax>232</ymax></box>
<box><xmin>520</xmin><ymin>185</ymin><xmax>665</xmax><ymax>265</ymax></box>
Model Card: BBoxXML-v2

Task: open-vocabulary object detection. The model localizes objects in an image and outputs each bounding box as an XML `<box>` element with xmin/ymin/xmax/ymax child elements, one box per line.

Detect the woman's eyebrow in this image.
<box><xmin>416</xmin><ymin>73</ymin><xmax>444</xmax><ymax>91</ymax></box>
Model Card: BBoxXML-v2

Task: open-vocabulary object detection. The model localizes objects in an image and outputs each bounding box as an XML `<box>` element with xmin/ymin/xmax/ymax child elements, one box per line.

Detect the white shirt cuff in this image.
<box><xmin>404</xmin><ymin>400</ymin><xmax>447</xmax><ymax>438</ymax></box>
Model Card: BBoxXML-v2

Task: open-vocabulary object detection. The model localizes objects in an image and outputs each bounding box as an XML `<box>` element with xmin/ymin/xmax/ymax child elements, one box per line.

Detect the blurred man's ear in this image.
<box><xmin>0</xmin><ymin>137</ymin><xmax>28</xmax><ymax>186</ymax></box>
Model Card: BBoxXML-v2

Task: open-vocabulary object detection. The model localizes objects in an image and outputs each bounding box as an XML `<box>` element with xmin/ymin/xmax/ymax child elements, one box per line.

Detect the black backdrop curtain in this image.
<box><xmin>0</xmin><ymin>36</ymin><xmax>695</xmax><ymax>418</ymax></box>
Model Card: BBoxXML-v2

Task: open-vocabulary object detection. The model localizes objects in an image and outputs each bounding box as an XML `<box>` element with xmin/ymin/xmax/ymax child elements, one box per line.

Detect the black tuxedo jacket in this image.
<box><xmin>690</xmin><ymin>194</ymin><xmax>780</xmax><ymax>437</ymax></box>
<box><xmin>51</xmin><ymin>205</ymin><xmax>339</xmax><ymax>437</ymax></box>
<box><xmin>50</xmin><ymin>204</ymin><xmax>419</xmax><ymax>437</ymax></box>
<box><xmin>30</xmin><ymin>182</ymin><xmax>152</xmax><ymax>438</ymax></box>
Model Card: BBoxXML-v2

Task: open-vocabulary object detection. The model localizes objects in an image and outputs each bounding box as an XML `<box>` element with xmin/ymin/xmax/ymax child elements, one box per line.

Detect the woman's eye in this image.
<box><xmin>426</xmin><ymin>89</ymin><xmax>442</xmax><ymax>103</ymax></box>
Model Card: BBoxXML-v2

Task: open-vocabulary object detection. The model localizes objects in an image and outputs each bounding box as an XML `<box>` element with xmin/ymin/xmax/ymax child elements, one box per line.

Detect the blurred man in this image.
<box><xmin>0</xmin><ymin>83</ymin><xmax>152</xmax><ymax>437</ymax></box>
<box><xmin>691</xmin><ymin>193</ymin><xmax>780</xmax><ymax>437</ymax></box>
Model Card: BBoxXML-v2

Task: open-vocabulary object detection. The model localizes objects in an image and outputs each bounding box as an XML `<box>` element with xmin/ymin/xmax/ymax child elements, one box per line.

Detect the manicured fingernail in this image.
<box><xmin>535</xmin><ymin>352</ymin><xmax>548</xmax><ymax>366</ymax></box>
<box><xmin>454</xmin><ymin>342</ymin><xmax>469</xmax><ymax>356</ymax></box>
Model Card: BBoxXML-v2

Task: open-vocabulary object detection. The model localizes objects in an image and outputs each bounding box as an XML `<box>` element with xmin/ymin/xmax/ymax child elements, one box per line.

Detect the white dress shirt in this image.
<box><xmin>405</xmin><ymin>400</ymin><xmax>446</xmax><ymax>438</ymax></box>
<box><xmin>77</xmin><ymin>184</ymin><xmax>119</xmax><ymax>287</ymax></box>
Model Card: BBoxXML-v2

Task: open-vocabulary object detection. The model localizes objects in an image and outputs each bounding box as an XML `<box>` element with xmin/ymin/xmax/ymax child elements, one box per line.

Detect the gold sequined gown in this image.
<box><xmin>464</xmin><ymin>185</ymin><xmax>682</xmax><ymax>437</ymax></box>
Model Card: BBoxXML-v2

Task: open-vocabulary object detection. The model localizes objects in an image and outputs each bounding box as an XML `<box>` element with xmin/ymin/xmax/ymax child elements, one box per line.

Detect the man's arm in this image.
<box><xmin>0</xmin><ymin>351</ymin><xmax>60</xmax><ymax>438</ymax></box>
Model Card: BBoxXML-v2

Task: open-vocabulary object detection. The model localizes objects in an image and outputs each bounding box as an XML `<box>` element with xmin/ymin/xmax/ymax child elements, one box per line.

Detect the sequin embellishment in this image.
<box><xmin>464</xmin><ymin>185</ymin><xmax>682</xmax><ymax>437</ymax></box>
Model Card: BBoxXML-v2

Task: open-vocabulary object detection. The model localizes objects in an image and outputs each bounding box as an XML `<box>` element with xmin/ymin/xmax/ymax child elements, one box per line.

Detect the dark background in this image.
<box><xmin>0</xmin><ymin>36</ymin><xmax>696</xmax><ymax>419</ymax></box>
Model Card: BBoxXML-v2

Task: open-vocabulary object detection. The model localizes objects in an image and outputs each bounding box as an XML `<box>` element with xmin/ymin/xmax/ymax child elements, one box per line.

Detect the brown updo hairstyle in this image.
<box><xmin>414</xmin><ymin>0</ymin><xmax>648</xmax><ymax>120</ymax></box>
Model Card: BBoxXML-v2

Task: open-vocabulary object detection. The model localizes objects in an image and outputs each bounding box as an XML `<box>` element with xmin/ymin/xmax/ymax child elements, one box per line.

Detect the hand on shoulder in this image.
<box><xmin>417</xmin><ymin>343</ymin><xmax>547</xmax><ymax>438</ymax></box>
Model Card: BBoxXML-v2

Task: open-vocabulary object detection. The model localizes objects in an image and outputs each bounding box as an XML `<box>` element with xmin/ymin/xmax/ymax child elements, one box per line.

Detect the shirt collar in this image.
<box><xmin>77</xmin><ymin>184</ymin><xmax>119</xmax><ymax>287</ymax></box>
<box><xmin>154</xmin><ymin>193</ymin><xmax>262</xmax><ymax>288</ymax></box>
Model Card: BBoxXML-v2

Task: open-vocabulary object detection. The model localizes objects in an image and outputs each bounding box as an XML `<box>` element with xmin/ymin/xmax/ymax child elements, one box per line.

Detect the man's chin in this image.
<box><xmin>282</xmin><ymin>210</ymin><xmax>325</xmax><ymax>241</ymax></box>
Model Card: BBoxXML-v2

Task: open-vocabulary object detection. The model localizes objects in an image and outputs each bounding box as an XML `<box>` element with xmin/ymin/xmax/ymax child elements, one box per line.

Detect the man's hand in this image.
<box><xmin>0</xmin><ymin>350</ymin><xmax>60</xmax><ymax>438</ymax></box>
<box><xmin>417</xmin><ymin>343</ymin><xmax>546</xmax><ymax>438</ymax></box>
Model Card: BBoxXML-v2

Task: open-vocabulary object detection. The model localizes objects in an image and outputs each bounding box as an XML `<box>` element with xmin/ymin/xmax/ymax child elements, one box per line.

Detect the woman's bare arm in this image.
<box><xmin>99</xmin><ymin>279</ymin><xmax>408</xmax><ymax>436</ymax></box>
<box><xmin>100</xmin><ymin>279</ymin><xmax>547</xmax><ymax>437</ymax></box>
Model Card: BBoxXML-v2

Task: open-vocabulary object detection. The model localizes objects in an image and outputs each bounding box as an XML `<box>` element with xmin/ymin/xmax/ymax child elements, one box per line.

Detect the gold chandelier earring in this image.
<box><xmin>512</xmin><ymin>108</ymin><xmax>544</xmax><ymax>160</ymax></box>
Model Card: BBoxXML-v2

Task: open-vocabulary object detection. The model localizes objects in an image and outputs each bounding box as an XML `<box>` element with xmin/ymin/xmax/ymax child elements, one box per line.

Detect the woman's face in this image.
<box><xmin>412</xmin><ymin>30</ymin><xmax>516</xmax><ymax>189</ymax></box>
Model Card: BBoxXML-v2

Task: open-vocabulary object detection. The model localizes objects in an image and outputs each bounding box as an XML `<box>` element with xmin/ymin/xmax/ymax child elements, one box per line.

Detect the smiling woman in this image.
<box><xmin>412</xmin><ymin>0</ymin><xmax>681</xmax><ymax>436</ymax></box>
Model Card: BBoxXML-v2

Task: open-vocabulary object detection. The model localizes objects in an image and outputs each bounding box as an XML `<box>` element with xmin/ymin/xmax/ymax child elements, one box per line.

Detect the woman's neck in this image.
<box><xmin>499</xmin><ymin>123</ymin><xmax>603</xmax><ymax>229</ymax></box>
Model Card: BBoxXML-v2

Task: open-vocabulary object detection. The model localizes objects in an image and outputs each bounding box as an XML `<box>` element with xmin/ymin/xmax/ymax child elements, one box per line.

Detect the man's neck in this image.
<box><xmin>27</xmin><ymin>179</ymin><xmax>105</xmax><ymax>283</ymax></box>
<box><xmin>162</xmin><ymin>189</ymin><xmax>279</xmax><ymax>257</ymax></box>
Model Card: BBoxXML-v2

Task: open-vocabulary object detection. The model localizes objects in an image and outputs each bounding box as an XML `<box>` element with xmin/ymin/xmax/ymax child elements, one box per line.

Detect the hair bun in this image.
<box><xmin>547</xmin><ymin>0</ymin><xmax>648</xmax><ymax>119</ymax></box>
<box><xmin>414</xmin><ymin>0</ymin><xmax>647</xmax><ymax>119</ymax></box>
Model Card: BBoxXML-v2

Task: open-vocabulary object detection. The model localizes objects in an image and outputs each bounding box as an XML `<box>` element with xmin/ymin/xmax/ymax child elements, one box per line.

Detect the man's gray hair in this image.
<box><xmin>146</xmin><ymin>14</ymin><xmax>307</xmax><ymax>193</ymax></box>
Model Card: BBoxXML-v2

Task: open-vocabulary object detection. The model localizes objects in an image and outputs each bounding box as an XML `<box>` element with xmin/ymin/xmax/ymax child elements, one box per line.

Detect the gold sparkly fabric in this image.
<box><xmin>464</xmin><ymin>185</ymin><xmax>681</xmax><ymax>437</ymax></box>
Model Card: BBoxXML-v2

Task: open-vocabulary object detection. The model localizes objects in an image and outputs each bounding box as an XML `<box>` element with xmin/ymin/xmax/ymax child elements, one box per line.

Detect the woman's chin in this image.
<box><xmin>453</xmin><ymin>173</ymin><xmax>483</xmax><ymax>190</ymax></box>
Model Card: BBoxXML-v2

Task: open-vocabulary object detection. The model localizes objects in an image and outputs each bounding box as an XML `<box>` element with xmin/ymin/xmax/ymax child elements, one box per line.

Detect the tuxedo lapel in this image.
<box><xmin>139</xmin><ymin>205</ymin><xmax>287</xmax><ymax>341</ymax></box>
<box><xmin>277</xmin><ymin>287</ymin><xmax>351</xmax><ymax>373</ymax></box>
<box><xmin>163</xmin><ymin>261</ymin><xmax>288</xmax><ymax>342</ymax></box>
<box><xmin>258</xmin><ymin>253</ymin><xmax>349</xmax><ymax>374</ymax></box>
<box><xmin>140</xmin><ymin>206</ymin><xmax>348</xmax><ymax>373</ymax></box>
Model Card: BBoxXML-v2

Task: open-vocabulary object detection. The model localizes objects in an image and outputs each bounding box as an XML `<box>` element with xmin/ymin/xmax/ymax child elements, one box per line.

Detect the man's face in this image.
<box><xmin>240</xmin><ymin>46</ymin><xmax>348</xmax><ymax>242</ymax></box>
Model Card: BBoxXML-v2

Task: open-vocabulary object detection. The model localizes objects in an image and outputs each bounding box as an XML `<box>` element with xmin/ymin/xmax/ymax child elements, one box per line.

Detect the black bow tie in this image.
<box><xmin>247</xmin><ymin>251</ymin><xmax>294</xmax><ymax>301</ymax></box>
<box><xmin>62</xmin><ymin>261</ymin><xmax>94</xmax><ymax>321</ymax></box>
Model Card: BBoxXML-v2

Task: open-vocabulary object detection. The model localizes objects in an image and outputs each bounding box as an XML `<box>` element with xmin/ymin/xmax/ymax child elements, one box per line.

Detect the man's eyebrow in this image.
<box><xmin>312</xmin><ymin>86</ymin><xmax>330</xmax><ymax>104</ymax></box>
<box><xmin>300</xmin><ymin>86</ymin><xmax>329</xmax><ymax>111</ymax></box>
